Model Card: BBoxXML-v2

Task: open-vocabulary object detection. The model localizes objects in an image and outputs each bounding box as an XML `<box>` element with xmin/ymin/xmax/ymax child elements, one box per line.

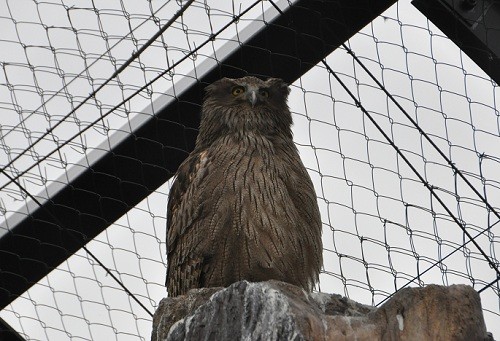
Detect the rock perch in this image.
<box><xmin>151</xmin><ymin>280</ymin><xmax>491</xmax><ymax>341</ymax></box>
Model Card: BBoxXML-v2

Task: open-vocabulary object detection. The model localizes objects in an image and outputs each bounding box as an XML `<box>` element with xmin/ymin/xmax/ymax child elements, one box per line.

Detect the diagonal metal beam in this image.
<box><xmin>0</xmin><ymin>317</ymin><xmax>25</xmax><ymax>341</ymax></box>
<box><xmin>412</xmin><ymin>0</ymin><xmax>500</xmax><ymax>85</ymax></box>
<box><xmin>0</xmin><ymin>0</ymin><xmax>397</xmax><ymax>309</ymax></box>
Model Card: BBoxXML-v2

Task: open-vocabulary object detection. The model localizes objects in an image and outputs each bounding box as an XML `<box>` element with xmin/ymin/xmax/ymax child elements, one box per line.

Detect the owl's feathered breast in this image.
<box><xmin>167</xmin><ymin>131</ymin><xmax>290</xmax><ymax>258</ymax></box>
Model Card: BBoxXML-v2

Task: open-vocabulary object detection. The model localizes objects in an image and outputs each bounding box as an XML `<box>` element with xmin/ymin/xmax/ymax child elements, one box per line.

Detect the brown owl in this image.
<box><xmin>166</xmin><ymin>76</ymin><xmax>322</xmax><ymax>296</ymax></box>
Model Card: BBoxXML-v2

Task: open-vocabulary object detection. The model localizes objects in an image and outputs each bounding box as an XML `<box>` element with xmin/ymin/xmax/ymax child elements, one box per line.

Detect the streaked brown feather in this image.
<box><xmin>166</xmin><ymin>76</ymin><xmax>322</xmax><ymax>296</ymax></box>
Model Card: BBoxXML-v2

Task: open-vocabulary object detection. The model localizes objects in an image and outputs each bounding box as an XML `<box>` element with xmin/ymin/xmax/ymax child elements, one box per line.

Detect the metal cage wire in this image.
<box><xmin>0</xmin><ymin>0</ymin><xmax>498</xmax><ymax>340</ymax></box>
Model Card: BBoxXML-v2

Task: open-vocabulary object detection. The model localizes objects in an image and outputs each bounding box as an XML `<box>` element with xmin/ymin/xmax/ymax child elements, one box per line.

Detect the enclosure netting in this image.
<box><xmin>0</xmin><ymin>0</ymin><xmax>499</xmax><ymax>340</ymax></box>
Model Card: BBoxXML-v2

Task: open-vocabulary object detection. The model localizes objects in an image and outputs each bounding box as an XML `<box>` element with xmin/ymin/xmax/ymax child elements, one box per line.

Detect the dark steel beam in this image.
<box><xmin>0</xmin><ymin>0</ymin><xmax>397</xmax><ymax>309</ymax></box>
<box><xmin>412</xmin><ymin>0</ymin><xmax>500</xmax><ymax>85</ymax></box>
<box><xmin>0</xmin><ymin>317</ymin><xmax>25</xmax><ymax>341</ymax></box>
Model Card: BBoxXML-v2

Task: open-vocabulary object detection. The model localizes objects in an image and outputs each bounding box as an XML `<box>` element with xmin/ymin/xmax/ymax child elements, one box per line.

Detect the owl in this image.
<box><xmin>166</xmin><ymin>76</ymin><xmax>322</xmax><ymax>296</ymax></box>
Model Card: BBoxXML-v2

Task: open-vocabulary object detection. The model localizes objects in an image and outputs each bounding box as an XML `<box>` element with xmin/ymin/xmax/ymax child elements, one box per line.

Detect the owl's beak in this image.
<box><xmin>248</xmin><ymin>90</ymin><xmax>257</xmax><ymax>107</ymax></box>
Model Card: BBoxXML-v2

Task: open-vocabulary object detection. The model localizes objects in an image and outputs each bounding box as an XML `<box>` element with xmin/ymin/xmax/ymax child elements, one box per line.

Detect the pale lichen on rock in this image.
<box><xmin>152</xmin><ymin>280</ymin><xmax>492</xmax><ymax>341</ymax></box>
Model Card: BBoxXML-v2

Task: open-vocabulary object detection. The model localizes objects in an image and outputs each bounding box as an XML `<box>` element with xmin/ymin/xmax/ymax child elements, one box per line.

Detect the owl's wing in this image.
<box><xmin>166</xmin><ymin>150</ymin><xmax>210</xmax><ymax>296</ymax></box>
<box><xmin>282</xmin><ymin>147</ymin><xmax>323</xmax><ymax>287</ymax></box>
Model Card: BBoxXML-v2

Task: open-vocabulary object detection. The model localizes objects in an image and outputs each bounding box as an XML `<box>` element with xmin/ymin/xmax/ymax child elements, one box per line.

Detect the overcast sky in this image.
<box><xmin>0</xmin><ymin>0</ymin><xmax>498</xmax><ymax>339</ymax></box>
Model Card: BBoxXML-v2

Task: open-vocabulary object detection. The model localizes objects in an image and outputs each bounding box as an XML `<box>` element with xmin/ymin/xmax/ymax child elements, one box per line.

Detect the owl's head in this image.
<box><xmin>198</xmin><ymin>76</ymin><xmax>293</xmax><ymax>143</ymax></box>
<box><xmin>204</xmin><ymin>76</ymin><xmax>290</xmax><ymax>110</ymax></box>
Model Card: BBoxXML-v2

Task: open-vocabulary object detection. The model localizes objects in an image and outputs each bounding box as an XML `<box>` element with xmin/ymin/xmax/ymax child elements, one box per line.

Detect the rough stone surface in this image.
<box><xmin>151</xmin><ymin>280</ymin><xmax>491</xmax><ymax>341</ymax></box>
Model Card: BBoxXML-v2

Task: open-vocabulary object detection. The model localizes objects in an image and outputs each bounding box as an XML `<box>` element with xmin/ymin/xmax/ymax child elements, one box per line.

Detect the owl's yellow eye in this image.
<box><xmin>259</xmin><ymin>89</ymin><xmax>269</xmax><ymax>98</ymax></box>
<box><xmin>231</xmin><ymin>86</ymin><xmax>245</xmax><ymax>96</ymax></box>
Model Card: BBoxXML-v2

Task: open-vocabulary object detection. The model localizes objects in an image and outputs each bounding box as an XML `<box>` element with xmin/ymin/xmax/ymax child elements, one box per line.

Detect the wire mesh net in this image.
<box><xmin>0</xmin><ymin>0</ymin><xmax>499</xmax><ymax>340</ymax></box>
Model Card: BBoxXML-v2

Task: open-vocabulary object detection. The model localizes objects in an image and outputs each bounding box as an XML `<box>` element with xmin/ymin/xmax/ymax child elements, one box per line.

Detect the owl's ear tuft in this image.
<box><xmin>204</xmin><ymin>83</ymin><xmax>214</xmax><ymax>94</ymax></box>
<box><xmin>281</xmin><ymin>82</ymin><xmax>291</xmax><ymax>96</ymax></box>
<box><xmin>205</xmin><ymin>79</ymin><xmax>221</xmax><ymax>93</ymax></box>
<box><xmin>266</xmin><ymin>78</ymin><xmax>290</xmax><ymax>96</ymax></box>
<box><xmin>204</xmin><ymin>78</ymin><xmax>227</xmax><ymax>101</ymax></box>
<box><xmin>204</xmin><ymin>78</ymin><xmax>235</xmax><ymax>94</ymax></box>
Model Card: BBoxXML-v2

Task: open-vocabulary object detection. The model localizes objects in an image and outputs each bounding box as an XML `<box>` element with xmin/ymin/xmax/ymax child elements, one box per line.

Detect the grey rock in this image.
<box><xmin>151</xmin><ymin>280</ymin><xmax>491</xmax><ymax>341</ymax></box>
